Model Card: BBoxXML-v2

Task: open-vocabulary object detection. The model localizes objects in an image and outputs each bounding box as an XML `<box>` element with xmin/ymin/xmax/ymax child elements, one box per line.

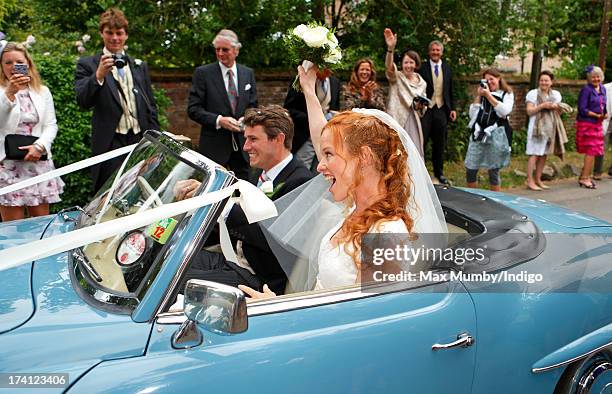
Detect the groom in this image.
<box><xmin>178</xmin><ymin>105</ymin><xmax>313</xmax><ymax>294</ymax></box>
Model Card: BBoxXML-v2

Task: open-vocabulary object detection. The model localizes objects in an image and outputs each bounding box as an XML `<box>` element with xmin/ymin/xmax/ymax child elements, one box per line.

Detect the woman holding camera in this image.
<box><xmin>341</xmin><ymin>58</ymin><xmax>386</xmax><ymax>111</ymax></box>
<box><xmin>0</xmin><ymin>41</ymin><xmax>63</xmax><ymax>221</ymax></box>
<box><xmin>575</xmin><ymin>65</ymin><xmax>607</xmax><ymax>189</ymax></box>
<box><xmin>384</xmin><ymin>28</ymin><xmax>428</xmax><ymax>157</ymax></box>
<box><xmin>464</xmin><ymin>68</ymin><xmax>514</xmax><ymax>191</ymax></box>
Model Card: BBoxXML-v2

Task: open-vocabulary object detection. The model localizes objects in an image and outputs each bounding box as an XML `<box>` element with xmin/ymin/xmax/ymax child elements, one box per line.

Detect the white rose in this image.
<box><xmin>293</xmin><ymin>24</ymin><xmax>308</xmax><ymax>38</ymax></box>
<box><xmin>259</xmin><ymin>180</ymin><xmax>274</xmax><ymax>194</ymax></box>
<box><xmin>323</xmin><ymin>47</ymin><xmax>342</xmax><ymax>64</ymax></box>
<box><xmin>327</xmin><ymin>33</ymin><xmax>339</xmax><ymax>48</ymax></box>
<box><xmin>82</xmin><ymin>34</ymin><xmax>91</xmax><ymax>43</ymax></box>
<box><xmin>301</xmin><ymin>26</ymin><xmax>329</xmax><ymax>48</ymax></box>
<box><xmin>135</xmin><ymin>59</ymin><xmax>143</xmax><ymax>66</ymax></box>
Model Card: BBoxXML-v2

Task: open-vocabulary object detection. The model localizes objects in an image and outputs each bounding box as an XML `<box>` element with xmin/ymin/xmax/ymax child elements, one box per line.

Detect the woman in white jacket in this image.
<box><xmin>0</xmin><ymin>41</ymin><xmax>63</xmax><ymax>221</ymax></box>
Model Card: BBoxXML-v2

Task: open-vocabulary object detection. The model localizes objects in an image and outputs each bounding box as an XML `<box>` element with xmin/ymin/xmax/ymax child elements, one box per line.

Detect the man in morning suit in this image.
<box><xmin>177</xmin><ymin>105</ymin><xmax>313</xmax><ymax>295</ymax></box>
<box><xmin>75</xmin><ymin>8</ymin><xmax>159</xmax><ymax>192</ymax></box>
<box><xmin>187</xmin><ymin>29</ymin><xmax>257</xmax><ymax>181</ymax></box>
<box><xmin>284</xmin><ymin>69</ymin><xmax>340</xmax><ymax>172</ymax></box>
<box><xmin>418</xmin><ymin>40</ymin><xmax>456</xmax><ymax>185</ymax></box>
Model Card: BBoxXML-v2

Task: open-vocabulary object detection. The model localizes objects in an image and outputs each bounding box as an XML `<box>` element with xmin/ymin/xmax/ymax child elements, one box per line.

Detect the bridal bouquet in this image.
<box><xmin>284</xmin><ymin>22</ymin><xmax>342</xmax><ymax>91</ymax></box>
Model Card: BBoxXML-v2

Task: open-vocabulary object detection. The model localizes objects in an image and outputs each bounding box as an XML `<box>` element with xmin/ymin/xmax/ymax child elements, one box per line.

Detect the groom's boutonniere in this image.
<box><xmin>134</xmin><ymin>58</ymin><xmax>143</xmax><ymax>67</ymax></box>
<box><xmin>259</xmin><ymin>181</ymin><xmax>285</xmax><ymax>198</ymax></box>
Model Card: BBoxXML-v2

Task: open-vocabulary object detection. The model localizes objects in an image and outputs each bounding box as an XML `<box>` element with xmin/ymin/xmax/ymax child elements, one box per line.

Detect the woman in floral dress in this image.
<box><xmin>0</xmin><ymin>42</ymin><xmax>63</xmax><ymax>221</ymax></box>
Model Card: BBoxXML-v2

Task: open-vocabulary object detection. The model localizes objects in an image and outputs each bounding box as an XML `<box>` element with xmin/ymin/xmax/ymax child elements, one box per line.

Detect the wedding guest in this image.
<box><xmin>0</xmin><ymin>42</ymin><xmax>64</xmax><ymax>221</ymax></box>
<box><xmin>524</xmin><ymin>70</ymin><xmax>566</xmax><ymax>190</ymax></box>
<box><xmin>575</xmin><ymin>66</ymin><xmax>607</xmax><ymax>189</ymax></box>
<box><xmin>75</xmin><ymin>8</ymin><xmax>159</xmax><ymax>192</ymax></box>
<box><xmin>464</xmin><ymin>68</ymin><xmax>514</xmax><ymax>191</ymax></box>
<box><xmin>284</xmin><ymin>68</ymin><xmax>340</xmax><ymax>172</ymax></box>
<box><xmin>418</xmin><ymin>39</ymin><xmax>457</xmax><ymax>185</ymax></box>
<box><xmin>187</xmin><ymin>29</ymin><xmax>257</xmax><ymax>181</ymax></box>
<box><xmin>177</xmin><ymin>105</ymin><xmax>312</xmax><ymax>295</ymax></box>
<box><xmin>384</xmin><ymin>28</ymin><xmax>427</xmax><ymax>157</ymax></box>
<box><xmin>593</xmin><ymin>81</ymin><xmax>612</xmax><ymax>179</ymax></box>
<box><xmin>340</xmin><ymin>58</ymin><xmax>385</xmax><ymax>111</ymax></box>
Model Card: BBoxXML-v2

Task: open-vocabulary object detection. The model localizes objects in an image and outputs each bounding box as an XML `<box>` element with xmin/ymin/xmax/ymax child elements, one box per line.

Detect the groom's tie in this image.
<box><xmin>257</xmin><ymin>173</ymin><xmax>269</xmax><ymax>188</ymax></box>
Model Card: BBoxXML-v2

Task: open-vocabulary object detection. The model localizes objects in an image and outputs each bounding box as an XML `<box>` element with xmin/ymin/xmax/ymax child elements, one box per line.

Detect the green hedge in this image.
<box><xmin>34</xmin><ymin>53</ymin><xmax>170</xmax><ymax>212</ymax></box>
<box><xmin>35</xmin><ymin>54</ymin><xmax>93</xmax><ymax>211</ymax></box>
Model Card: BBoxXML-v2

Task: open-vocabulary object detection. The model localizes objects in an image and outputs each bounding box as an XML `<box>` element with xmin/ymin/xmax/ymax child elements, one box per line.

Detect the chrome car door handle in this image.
<box><xmin>432</xmin><ymin>333</ymin><xmax>475</xmax><ymax>351</ymax></box>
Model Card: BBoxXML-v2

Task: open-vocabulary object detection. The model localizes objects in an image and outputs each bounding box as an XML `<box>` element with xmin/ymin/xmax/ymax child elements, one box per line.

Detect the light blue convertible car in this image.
<box><xmin>0</xmin><ymin>131</ymin><xmax>610</xmax><ymax>393</ymax></box>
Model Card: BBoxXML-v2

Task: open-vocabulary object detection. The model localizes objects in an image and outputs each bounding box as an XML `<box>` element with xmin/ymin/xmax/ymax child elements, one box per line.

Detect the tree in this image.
<box><xmin>598</xmin><ymin>0</ymin><xmax>611</xmax><ymax>71</ymax></box>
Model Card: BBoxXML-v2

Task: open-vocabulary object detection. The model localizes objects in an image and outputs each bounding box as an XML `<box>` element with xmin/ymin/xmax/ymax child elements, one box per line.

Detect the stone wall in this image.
<box><xmin>151</xmin><ymin>69</ymin><xmax>585</xmax><ymax>147</ymax></box>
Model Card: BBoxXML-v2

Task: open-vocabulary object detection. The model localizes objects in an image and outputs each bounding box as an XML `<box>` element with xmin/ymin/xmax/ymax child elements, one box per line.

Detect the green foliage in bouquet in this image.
<box><xmin>284</xmin><ymin>22</ymin><xmax>342</xmax><ymax>90</ymax></box>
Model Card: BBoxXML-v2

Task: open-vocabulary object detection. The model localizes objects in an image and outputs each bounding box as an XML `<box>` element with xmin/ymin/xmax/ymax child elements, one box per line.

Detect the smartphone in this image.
<box><xmin>13</xmin><ymin>63</ymin><xmax>29</xmax><ymax>76</ymax></box>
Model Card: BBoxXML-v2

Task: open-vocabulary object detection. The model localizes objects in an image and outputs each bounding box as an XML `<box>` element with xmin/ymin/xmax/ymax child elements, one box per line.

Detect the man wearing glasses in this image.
<box><xmin>188</xmin><ymin>29</ymin><xmax>258</xmax><ymax>180</ymax></box>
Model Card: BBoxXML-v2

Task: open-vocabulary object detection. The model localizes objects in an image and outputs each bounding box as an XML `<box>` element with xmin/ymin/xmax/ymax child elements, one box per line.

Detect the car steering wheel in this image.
<box><xmin>137</xmin><ymin>176</ymin><xmax>164</xmax><ymax>208</ymax></box>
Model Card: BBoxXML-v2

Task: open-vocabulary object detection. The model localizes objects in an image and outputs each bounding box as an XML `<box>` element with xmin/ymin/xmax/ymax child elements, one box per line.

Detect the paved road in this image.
<box><xmin>505</xmin><ymin>176</ymin><xmax>612</xmax><ymax>223</ymax></box>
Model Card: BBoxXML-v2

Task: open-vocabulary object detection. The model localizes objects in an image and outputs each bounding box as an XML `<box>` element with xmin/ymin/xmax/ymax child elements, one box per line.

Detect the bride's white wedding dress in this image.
<box><xmin>314</xmin><ymin>218</ymin><xmax>409</xmax><ymax>289</ymax></box>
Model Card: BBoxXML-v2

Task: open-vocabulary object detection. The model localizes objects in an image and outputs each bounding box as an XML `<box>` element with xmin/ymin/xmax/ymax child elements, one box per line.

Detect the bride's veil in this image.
<box><xmin>260</xmin><ymin>108</ymin><xmax>448</xmax><ymax>293</ymax></box>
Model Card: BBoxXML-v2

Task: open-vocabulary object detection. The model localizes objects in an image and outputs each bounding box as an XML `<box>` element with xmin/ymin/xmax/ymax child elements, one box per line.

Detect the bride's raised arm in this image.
<box><xmin>297</xmin><ymin>65</ymin><xmax>327</xmax><ymax>161</ymax></box>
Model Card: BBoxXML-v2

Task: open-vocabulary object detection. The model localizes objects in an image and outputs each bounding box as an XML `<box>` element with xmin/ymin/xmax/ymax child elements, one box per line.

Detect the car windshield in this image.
<box><xmin>75</xmin><ymin>133</ymin><xmax>210</xmax><ymax>295</ymax></box>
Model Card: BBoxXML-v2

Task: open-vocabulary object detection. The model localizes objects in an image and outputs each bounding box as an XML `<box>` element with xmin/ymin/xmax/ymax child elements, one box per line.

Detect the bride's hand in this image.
<box><xmin>238</xmin><ymin>284</ymin><xmax>276</xmax><ymax>302</ymax></box>
<box><xmin>298</xmin><ymin>64</ymin><xmax>318</xmax><ymax>96</ymax></box>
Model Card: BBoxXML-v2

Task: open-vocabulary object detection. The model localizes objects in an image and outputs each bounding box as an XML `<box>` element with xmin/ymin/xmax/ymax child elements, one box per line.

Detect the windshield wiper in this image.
<box><xmin>57</xmin><ymin>206</ymin><xmax>90</xmax><ymax>222</ymax></box>
<box><xmin>72</xmin><ymin>250</ymin><xmax>102</xmax><ymax>282</ymax></box>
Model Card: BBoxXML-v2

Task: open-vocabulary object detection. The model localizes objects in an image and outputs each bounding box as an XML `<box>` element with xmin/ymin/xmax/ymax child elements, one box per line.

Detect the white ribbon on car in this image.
<box><xmin>0</xmin><ymin>180</ymin><xmax>276</xmax><ymax>272</ymax></box>
<box><xmin>0</xmin><ymin>144</ymin><xmax>137</xmax><ymax>197</ymax></box>
<box><xmin>0</xmin><ymin>145</ymin><xmax>277</xmax><ymax>272</ymax></box>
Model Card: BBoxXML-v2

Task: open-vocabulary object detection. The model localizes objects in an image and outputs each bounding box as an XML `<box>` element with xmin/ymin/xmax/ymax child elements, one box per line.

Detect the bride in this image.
<box><xmin>240</xmin><ymin>65</ymin><xmax>446</xmax><ymax>299</ymax></box>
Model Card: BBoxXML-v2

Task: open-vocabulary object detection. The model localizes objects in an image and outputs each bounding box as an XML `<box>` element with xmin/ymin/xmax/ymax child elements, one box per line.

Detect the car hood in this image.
<box><xmin>466</xmin><ymin>189</ymin><xmax>612</xmax><ymax>230</ymax></box>
<box><xmin>0</xmin><ymin>215</ymin><xmax>56</xmax><ymax>333</ymax></box>
<box><xmin>0</xmin><ymin>214</ymin><xmax>151</xmax><ymax>382</ymax></box>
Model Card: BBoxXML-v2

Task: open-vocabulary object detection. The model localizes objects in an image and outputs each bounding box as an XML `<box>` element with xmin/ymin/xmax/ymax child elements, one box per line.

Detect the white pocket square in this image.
<box><xmin>245</xmin><ymin>84</ymin><xmax>251</xmax><ymax>91</ymax></box>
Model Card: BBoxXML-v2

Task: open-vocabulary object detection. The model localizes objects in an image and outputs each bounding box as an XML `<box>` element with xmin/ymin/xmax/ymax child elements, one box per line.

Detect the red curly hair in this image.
<box><xmin>322</xmin><ymin>111</ymin><xmax>414</xmax><ymax>266</ymax></box>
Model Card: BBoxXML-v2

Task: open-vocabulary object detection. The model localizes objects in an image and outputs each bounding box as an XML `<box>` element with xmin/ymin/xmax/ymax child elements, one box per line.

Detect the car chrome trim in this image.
<box><xmin>171</xmin><ymin>319</ymin><xmax>203</xmax><ymax>349</ymax></box>
<box><xmin>153</xmin><ymin>172</ymin><xmax>235</xmax><ymax>319</ymax></box>
<box><xmin>432</xmin><ymin>332</ymin><xmax>474</xmax><ymax>350</ymax></box>
<box><xmin>156</xmin><ymin>281</ymin><xmax>432</xmax><ymax>325</ymax></box>
<box><xmin>69</xmin><ymin>251</ymin><xmax>138</xmax><ymax>314</ymax></box>
<box><xmin>531</xmin><ymin>341</ymin><xmax>612</xmax><ymax>373</ymax></box>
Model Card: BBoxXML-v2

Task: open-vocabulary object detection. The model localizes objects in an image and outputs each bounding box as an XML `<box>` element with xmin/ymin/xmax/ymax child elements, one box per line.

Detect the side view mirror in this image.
<box><xmin>172</xmin><ymin>280</ymin><xmax>247</xmax><ymax>349</ymax></box>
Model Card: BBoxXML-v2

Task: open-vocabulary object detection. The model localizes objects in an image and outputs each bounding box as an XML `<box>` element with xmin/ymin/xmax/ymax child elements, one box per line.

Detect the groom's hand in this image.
<box><xmin>174</xmin><ymin>179</ymin><xmax>201</xmax><ymax>200</ymax></box>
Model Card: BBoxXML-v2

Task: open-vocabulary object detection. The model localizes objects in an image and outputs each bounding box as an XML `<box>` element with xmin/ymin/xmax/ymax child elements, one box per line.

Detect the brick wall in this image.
<box><xmin>151</xmin><ymin>69</ymin><xmax>585</xmax><ymax>147</ymax></box>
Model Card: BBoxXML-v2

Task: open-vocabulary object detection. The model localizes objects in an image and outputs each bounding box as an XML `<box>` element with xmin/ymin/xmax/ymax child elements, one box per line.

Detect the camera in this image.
<box><xmin>480</xmin><ymin>79</ymin><xmax>488</xmax><ymax>89</ymax></box>
<box><xmin>112</xmin><ymin>54</ymin><xmax>127</xmax><ymax>69</ymax></box>
<box><xmin>414</xmin><ymin>95</ymin><xmax>432</xmax><ymax>107</ymax></box>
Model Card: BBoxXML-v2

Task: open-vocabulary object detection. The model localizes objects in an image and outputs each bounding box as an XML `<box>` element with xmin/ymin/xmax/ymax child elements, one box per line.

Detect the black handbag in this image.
<box><xmin>4</xmin><ymin>134</ymin><xmax>48</xmax><ymax>160</ymax></box>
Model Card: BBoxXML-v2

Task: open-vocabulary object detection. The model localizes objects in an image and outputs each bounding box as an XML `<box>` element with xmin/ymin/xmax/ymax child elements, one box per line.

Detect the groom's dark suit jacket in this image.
<box><xmin>187</xmin><ymin>62</ymin><xmax>257</xmax><ymax>166</ymax></box>
<box><xmin>75</xmin><ymin>53</ymin><xmax>160</xmax><ymax>189</ymax></box>
<box><xmin>226</xmin><ymin>156</ymin><xmax>313</xmax><ymax>293</ymax></box>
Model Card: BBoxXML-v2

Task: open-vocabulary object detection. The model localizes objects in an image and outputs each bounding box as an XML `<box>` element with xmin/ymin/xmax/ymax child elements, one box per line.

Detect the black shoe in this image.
<box><xmin>437</xmin><ymin>175</ymin><xmax>451</xmax><ymax>185</ymax></box>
